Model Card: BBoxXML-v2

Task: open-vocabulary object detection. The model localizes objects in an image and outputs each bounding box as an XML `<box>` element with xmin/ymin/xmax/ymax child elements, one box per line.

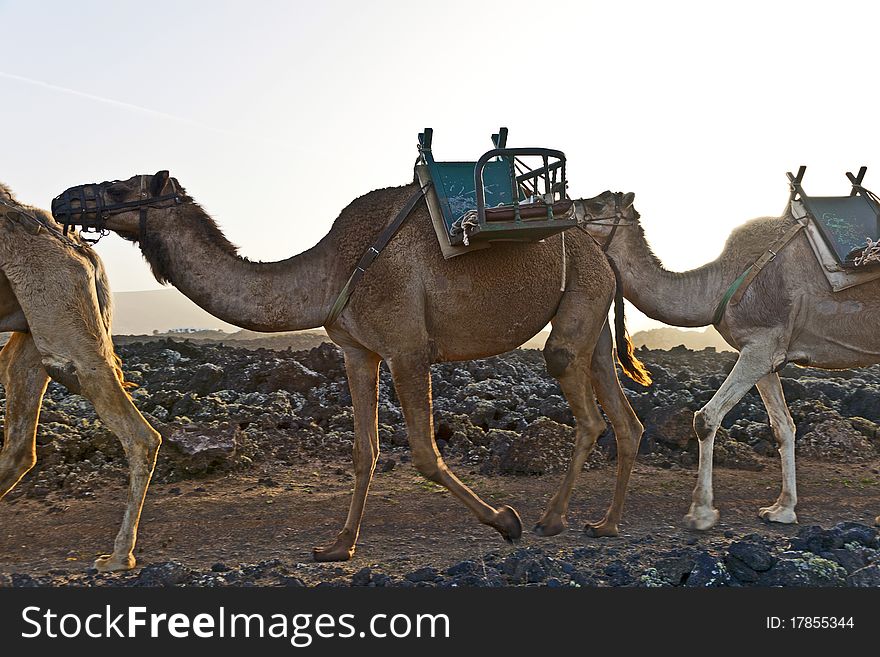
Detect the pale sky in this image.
<box><xmin>1</xmin><ymin>0</ymin><xmax>878</xmax><ymax>333</ymax></box>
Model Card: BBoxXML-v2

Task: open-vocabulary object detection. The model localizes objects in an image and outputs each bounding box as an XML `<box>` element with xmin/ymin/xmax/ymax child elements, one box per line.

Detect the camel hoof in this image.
<box><xmin>313</xmin><ymin>543</ymin><xmax>355</xmax><ymax>562</ymax></box>
<box><xmin>758</xmin><ymin>504</ymin><xmax>797</xmax><ymax>525</ymax></box>
<box><xmin>532</xmin><ymin>514</ymin><xmax>566</xmax><ymax>537</ymax></box>
<box><xmin>583</xmin><ymin>521</ymin><xmax>619</xmax><ymax>538</ymax></box>
<box><xmin>94</xmin><ymin>553</ymin><xmax>136</xmax><ymax>573</ymax></box>
<box><xmin>490</xmin><ymin>505</ymin><xmax>522</xmax><ymax>543</ymax></box>
<box><xmin>684</xmin><ymin>506</ymin><xmax>720</xmax><ymax>531</ymax></box>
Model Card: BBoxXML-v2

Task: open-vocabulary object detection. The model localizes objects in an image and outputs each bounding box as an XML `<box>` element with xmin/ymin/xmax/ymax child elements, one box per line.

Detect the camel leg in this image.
<box><xmin>755</xmin><ymin>373</ymin><xmax>798</xmax><ymax>524</ymax></box>
<box><xmin>314</xmin><ymin>348</ymin><xmax>381</xmax><ymax>562</ymax></box>
<box><xmin>73</xmin><ymin>362</ymin><xmax>161</xmax><ymax>571</ymax></box>
<box><xmin>387</xmin><ymin>354</ymin><xmax>522</xmax><ymax>542</ymax></box>
<box><xmin>584</xmin><ymin>323</ymin><xmax>645</xmax><ymax>537</ymax></box>
<box><xmin>534</xmin><ymin>315</ymin><xmax>609</xmax><ymax>537</ymax></box>
<box><xmin>685</xmin><ymin>345</ymin><xmax>775</xmax><ymax>530</ymax></box>
<box><xmin>0</xmin><ymin>333</ymin><xmax>49</xmax><ymax>499</ymax></box>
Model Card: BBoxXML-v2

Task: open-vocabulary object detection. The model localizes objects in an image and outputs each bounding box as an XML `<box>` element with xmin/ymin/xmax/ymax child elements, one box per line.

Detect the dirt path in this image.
<box><xmin>1</xmin><ymin>456</ymin><xmax>878</xmax><ymax>584</ymax></box>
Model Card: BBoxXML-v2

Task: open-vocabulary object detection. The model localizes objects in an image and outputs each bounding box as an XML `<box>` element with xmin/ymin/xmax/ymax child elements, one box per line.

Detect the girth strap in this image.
<box><xmin>324</xmin><ymin>183</ymin><xmax>431</xmax><ymax>327</ymax></box>
<box><xmin>713</xmin><ymin>220</ymin><xmax>805</xmax><ymax>325</ymax></box>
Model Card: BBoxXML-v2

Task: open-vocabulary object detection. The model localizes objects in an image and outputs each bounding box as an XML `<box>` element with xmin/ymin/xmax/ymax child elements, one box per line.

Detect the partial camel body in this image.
<box><xmin>578</xmin><ymin>190</ymin><xmax>880</xmax><ymax>530</ymax></box>
<box><xmin>58</xmin><ymin>172</ymin><xmax>650</xmax><ymax>561</ymax></box>
<box><xmin>0</xmin><ymin>184</ymin><xmax>161</xmax><ymax>571</ymax></box>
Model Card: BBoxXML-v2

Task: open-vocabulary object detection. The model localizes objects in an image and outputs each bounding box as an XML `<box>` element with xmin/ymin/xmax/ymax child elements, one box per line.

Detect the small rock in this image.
<box><xmin>847</xmin><ymin>564</ymin><xmax>880</xmax><ymax>587</ymax></box>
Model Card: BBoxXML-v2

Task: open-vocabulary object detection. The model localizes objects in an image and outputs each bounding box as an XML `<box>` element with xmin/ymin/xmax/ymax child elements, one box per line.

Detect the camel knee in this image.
<box><xmin>1</xmin><ymin>450</ymin><xmax>36</xmax><ymax>475</ymax></box>
<box><xmin>40</xmin><ymin>355</ymin><xmax>82</xmax><ymax>395</ymax></box>
<box><xmin>577</xmin><ymin>414</ymin><xmax>605</xmax><ymax>443</ymax></box>
<box><xmin>617</xmin><ymin>428</ymin><xmax>642</xmax><ymax>460</ymax></box>
<box><xmin>123</xmin><ymin>429</ymin><xmax>162</xmax><ymax>472</ymax></box>
<box><xmin>411</xmin><ymin>449</ymin><xmax>444</xmax><ymax>483</ymax></box>
<box><xmin>0</xmin><ymin>450</ymin><xmax>36</xmax><ymax>492</ymax></box>
<box><xmin>544</xmin><ymin>344</ymin><xmax>576</xmax><ymax>379</ymax></box>
<box><xmin>771</xmin><ymin>417</ymin><xmax>796</xmax><ymax>443</ymax></box>
<box><xmin>693</xmin><ymin>409</ymin><xmax>715</xmax><ymax>441</ymax></box>
<box><xmin>352</xmin><ymin>441</ymin><xmax>379</xmax><ymax>478</ymax></box>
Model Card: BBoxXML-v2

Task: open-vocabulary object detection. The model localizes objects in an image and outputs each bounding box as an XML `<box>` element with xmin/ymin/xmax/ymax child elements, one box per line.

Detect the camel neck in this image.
<box><xmin>607</xmin><ymin>224</ymin><xmax>739</xmax><ymax>327</ymax></box>
<box><xmin>141</xmin><ymin>214</ymin><xmax>339</xmax><ymax>332</ymax></box>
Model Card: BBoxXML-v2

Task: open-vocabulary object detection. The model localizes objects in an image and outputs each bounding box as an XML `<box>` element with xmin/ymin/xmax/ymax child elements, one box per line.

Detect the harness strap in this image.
<box><xmin>712</xmin><ymin>220</ymin><xmax>805</xmax><ymax>325</ymax></box>
<box><xmin>324</xmin><ymin>183</ymin><xmax>431</xmax><ymax>327</ymax></box>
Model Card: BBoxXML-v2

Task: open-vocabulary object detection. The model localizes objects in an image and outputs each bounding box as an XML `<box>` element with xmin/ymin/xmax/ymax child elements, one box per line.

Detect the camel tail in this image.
<box><xmin>608</xmin><ymin>258</ymin><xmax>652</xmax><ymax>386</ymax></box>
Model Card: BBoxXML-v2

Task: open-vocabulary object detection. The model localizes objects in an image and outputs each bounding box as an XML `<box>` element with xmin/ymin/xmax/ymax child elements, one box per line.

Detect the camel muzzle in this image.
<box><xmin>52</xmin><ymin>175</ymin><xmax>184</xmax><ymax>242</ymax></box>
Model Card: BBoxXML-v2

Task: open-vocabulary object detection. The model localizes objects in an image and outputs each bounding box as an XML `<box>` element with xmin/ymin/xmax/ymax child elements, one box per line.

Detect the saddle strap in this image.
<box><xmin>324</xmin><ymin>183</ymin><xmax>432</xmax><ymax>327</ymax></box>
<box><xmin>712</xmin><ymin>220</ymin><xmax>805</xmax><ymax>326</ymax></box>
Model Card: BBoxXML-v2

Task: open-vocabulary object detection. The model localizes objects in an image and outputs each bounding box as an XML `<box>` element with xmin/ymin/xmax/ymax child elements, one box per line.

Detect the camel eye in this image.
<box><xmin>106</xmin><ymin>185</ymin><xmax>126</xmax><ymax>200</ymax></box>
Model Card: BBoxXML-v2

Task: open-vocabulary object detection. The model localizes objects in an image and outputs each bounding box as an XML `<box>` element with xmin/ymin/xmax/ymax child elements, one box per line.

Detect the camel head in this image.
<box><xmin>575</xmin><ymin>190</ymin><xmax>639</xmax><ymax>250</ymax></box>
<box><xmin>51</xmin><ymin>171</ymin><xmax>188</xmax><ymax>240</ymax></box>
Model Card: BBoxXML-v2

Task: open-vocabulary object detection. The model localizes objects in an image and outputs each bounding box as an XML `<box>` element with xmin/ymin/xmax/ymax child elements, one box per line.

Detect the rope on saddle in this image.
<box><xmin>712</xmin><ymin>220</ymin><xmax>805</xmax><ymax>326</ymax></box>
<box><xmin>324</xmin><ymin>183</ymin><xmax>432</xmax><ymax>327</ymax></box>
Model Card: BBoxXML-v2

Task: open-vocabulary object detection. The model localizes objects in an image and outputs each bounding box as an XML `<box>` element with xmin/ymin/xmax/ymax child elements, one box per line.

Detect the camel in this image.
<box><xmin>53</xmin><ymin>170</ymin><xmax>651</xmax><ymax>561</ymax></box>
<box><xmin>0</xmin><ymin>183</ymin><xmax>161</xmax><ymax>572</ymax></box>
<box><xmin>576</xmin><ymin>190</ymin><xmax>880</xmax><ymax>530</ymax></box>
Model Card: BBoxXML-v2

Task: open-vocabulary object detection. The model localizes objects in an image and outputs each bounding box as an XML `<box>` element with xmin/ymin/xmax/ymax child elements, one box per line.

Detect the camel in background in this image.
<box><xmin>577</xmin><ymin>190</ymin><xmax>880</xmax><ymax>530</ymax></box>
<box><xmin>55</xmin><ymin>171</ymin><xmax>650</xmax><ymax>561</ymax></box>
<box><xmin>0</xmin><ymin>183</ymin><xmax>161</xmax><ymax>571</ymax></box>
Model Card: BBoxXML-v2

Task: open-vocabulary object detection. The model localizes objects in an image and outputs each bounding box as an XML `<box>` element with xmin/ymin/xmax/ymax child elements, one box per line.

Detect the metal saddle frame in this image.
<box><xmin>788</xmin><ymin>165</ymin><xmax>880</xmax><ymax>268</ymax></box>
<box><xmin>416</xmin><ymin>127</ymin><xmax>579</xmax><ymax>248</ymax></box>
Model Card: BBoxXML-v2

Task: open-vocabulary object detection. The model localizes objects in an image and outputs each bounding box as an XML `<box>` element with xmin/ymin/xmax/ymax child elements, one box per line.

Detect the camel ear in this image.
<box><xmin>151</xmin><ymin>170</ymin><xmax>170</xmax><ymax>196</ymax></box>
<box><xmin>621</xmin><ymin>192</ymin><xmax>635</xmax><ymax>209</ymax></box>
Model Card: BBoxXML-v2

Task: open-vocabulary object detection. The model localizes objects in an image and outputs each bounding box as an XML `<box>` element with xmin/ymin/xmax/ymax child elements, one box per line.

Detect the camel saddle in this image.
<box><xmin>416</xmin><ymin>128</ymin><xmax>579</xmax><ymax>259</ymax></box>
<box><xmin>788</xmin><ymin>166</ymin><xmax>880</xmax><ymax>291</ymax></box>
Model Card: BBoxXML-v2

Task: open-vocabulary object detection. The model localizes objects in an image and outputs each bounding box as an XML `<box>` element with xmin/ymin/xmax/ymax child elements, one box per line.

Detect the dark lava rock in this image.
<box><xmin>351</xmin><ymin>567</ymin><xmax>372</xmax><ymax>587</ymax></box>
<box><xmin>834</xmin><ymin>521</ymin><xmax>879</xmax><ymax>548</ymax></box>
<box><xmin>654</xmin><ymin>554</ymin><xmax>696</xmax><ymax>586</ymax></box>
<box><xmin>497</xmin><ymin>418</ymin><xmax>575</xmax><ymax>475</ymax></box>
<box><xmin>187</xmin><ymin>363</ymin><xmax>225</xmax><ymax>394</ymax></box>
<box><xmin>790</xmin><ymin>525</ymin><xmax>845</xmax><ymax>553</ymax></box>
<box><xmin>847</xmin><ymin>565</ymin><xmax>880</xmax><ymax>587</ymax></box>
<box><xmin>819</xmin><ymin>549</ymin><xmax>869</xmax><ymax>574</ymax></box>
<box><xmin>762</xmin><ymin>554</ymin><xmax>847</xmax><ymax>587</ymax></box>
<box><xmin>137</xmin><ymin>561</ymin><xmax>193</xmax><ymax>587</ymax></box>
<box><xmin>603</xmin><ymin>561</ymin><xmax>633</xmax><ymax>586</ymax></box>
<box><xmin>405</xmin><ymin>567</ymin><xmax>440</xmax><ymax>583</ymax></box>
<box><xmin>685</xmin><ymin>553</ymin><xmax>732</xmax><ymax>587</ymax></box>
<box><xmin>165</xmin><ymin>423</ymin><xmax>239</xmax><ymax>473</ymax></box>
<box><xmin>841</xmin><ymin>387</ymin><xmax>880</xmax><ymax>423</ymax></box>
<box><xmin>727</xmin><ymin>539</ymin><xmax>775</xmax><ymax>572</ymax></box>
<box><xmin>648</xmin><ymin>406</ymin><xmax>696</xmax><ymax>449</ymax></box>
<box><xmin>446</xmin><ymin>561</ymin><xmax>478</xmax><ymax>577</ymax></box>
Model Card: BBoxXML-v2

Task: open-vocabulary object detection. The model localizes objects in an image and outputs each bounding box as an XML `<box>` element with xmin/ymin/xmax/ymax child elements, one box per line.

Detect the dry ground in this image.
<box><xmin>1</xmin><ymin>456</ymin><xmax>878</xmax><ymax>583</ymax></box>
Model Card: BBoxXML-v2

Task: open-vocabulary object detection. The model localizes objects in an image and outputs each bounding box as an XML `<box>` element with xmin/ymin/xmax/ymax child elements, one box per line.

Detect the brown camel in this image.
<box><xmin>54</xmin><ymin>171</ymin><xmax>650</xmax><ymax>561</ymax></box>
<box><xmin>0</xmin><ymin>183</ymin><xmax>161</xmax><ymax>572</ymax></box>
<box><xmin>576</xmin><ymin>190</ymin><xmax>880</xmax><ymax>530</ymax></box>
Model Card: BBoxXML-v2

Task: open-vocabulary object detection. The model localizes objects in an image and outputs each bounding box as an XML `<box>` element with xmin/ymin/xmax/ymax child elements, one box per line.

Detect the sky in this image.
<box><xmin>1</xmin><ymin>0</ymin><xmax>878</xmax><ymax>333</ymax></box>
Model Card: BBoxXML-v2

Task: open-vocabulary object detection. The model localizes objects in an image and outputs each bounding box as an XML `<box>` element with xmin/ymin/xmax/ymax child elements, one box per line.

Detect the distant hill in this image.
<box><xmin>112</xmin><ymin>289</ymin><xmax>238</xmax><ymax>335</ymax></box>
<box><xmin>114</xmin><ymin>328</ymin><xmax>330</xmax><ymax>352</ymax></box>
<box><xmin>630</xmin><ymin>326</ymin><xmax>733</xmax><ymax>352</ymax></box>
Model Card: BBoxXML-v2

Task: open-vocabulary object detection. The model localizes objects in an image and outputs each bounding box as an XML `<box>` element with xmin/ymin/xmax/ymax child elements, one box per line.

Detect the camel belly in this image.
<box><xmin>787</xmin><ymin>295</ymin><xmax>880</xmax><ymax>369</ymax></box>
<box><xmin>424</xmin><ymin>275</ymin><xmax>563</xmax><ymax>361</ymax></box>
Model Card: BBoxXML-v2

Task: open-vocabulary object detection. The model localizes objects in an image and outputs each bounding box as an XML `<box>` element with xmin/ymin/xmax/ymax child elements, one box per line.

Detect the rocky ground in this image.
<box><xmin>0</xmin><ymin>340</ymin><xmax>878</xmax><ymax>587</ymax></box>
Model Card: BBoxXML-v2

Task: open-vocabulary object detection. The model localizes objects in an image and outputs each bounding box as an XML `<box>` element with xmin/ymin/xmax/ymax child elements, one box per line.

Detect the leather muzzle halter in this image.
<box><xmin>52</xmin><ymin>175</ymin><xmax>184</xmax><ymax>243</ymax></box>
